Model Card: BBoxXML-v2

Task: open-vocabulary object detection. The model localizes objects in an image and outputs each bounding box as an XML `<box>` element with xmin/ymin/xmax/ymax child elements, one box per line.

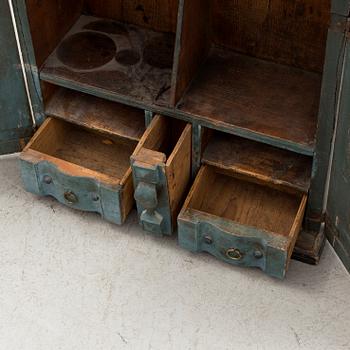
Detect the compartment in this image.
<box><xmin>202</xmin><ymin>130</ymin><xmax>313</xmax><ymax>194</ymax></box>
<box><xmin>174</xmin><ymin>0</ymin><xmax>331</xmax><ymax>154</ymax></box>
<box><xmin>26</xmin><ymin>1</ymin><xmax>179</xmax><ymax>107</ymax></box>
<box><xmin>178</xmin><ymin>165</ymin><xmax>307</xmax><ymax>278</ymax></box>
<box><xmin>45</xmin><ymin>87</ymin><xmax>145</xmax><ymax>141</ymax></box>
<box><xmin>131</xmin><ymin>116</ymin><xmax>192</xmax><ymax>235</ymax></box>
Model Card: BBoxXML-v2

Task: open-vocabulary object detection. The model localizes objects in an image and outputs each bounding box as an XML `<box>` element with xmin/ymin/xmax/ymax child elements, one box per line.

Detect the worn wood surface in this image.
<box><xmin>26</xmin><ymin>0</ymin><xmax>84</xmax><ymax>66</ymax></box>
<box><xmin>212</xmin><ymin>0</ymin><xmax>330</xmax><ymax>72</ymax></box>
<box><xmin>24</xmin><ymin>117</ymin><xmax>137</xmax><ymax>182</ymax></box>
<box><xmin>288</xmin><ymin>195</ymin><xmax>307</xmax><ymax>260</ymax></box>
<box><xmin>179</xmin><ymin>48</ymin><xmax>321</xmax><ymax>154</ymax></box>
<box><xmin>166</xmin><ymin>124</ymin><xmax>192</xmax><ymax>228</ymax></box>
<box><xmin>202</xmin><ymin>132</ymin><xmax>312</xmax><ymax>193</ymax></box>
<box><xmin>40</xmin><ymin>15</ymin><xmax>175</xmax><ymax>107</ymax></box>
<box><xmin>84</xmin><ymin>0</ymin><xmax>179</xmax><ymax>33</ymax></box>
<box><xmin>189</xmin><ymin>166</ymin><xmax>302</xmax><ymax>236</ymax></box>
<box><xmin>171</xmin><ymin>0</ymin><xmax>211</xmax><ymax>104</ymax></box>
<box><xmin>45</xmin><ymin>88</ymin><xmax>145</xmax><ymax>141</ymax></box>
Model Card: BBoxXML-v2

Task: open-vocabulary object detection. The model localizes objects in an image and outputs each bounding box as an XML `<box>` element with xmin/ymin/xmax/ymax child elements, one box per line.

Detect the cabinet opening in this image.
<box><xmin>175</xmin><ymin>0</ymin><xmax>331</xmax><ymax>154</ymax></box>
<box><xmin>26</xmin><ymin>1</ymin><xmax>180</xmax><ymax>107</ymax></box>
<box><xmin>201</xmin><ymin>129</ymin><xmax>313</xmax><ymax>194</ymax></box>
<box><xmin>45</xmin><ymin>85</ymin><xmax>146</xmax><ymax>141</ymax></box>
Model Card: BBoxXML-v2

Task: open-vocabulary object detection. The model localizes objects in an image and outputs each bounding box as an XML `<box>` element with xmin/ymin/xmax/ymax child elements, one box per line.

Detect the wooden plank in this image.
<box><xmin>202</xmin><ymin>132</ymin><xmax>312</xmax><ymax>193</ymax></box>
<box><xmin>40</xmin><ymin>15</ymin><xmax>175</xmax><ymax>107</ymax></box>
<box><xmin>179</xmin><ymin>48</ymin><xmax>321</xmax><ymax>154</ymax></box>
<box><xmin>45</xmin><ymin>88</ymin><xmax>145</xmax><ymax>141</ymax></box>
<box><xmin>84</xmin><ymin>0</ymin><xmax>179</xmax><ymax>33</ymax></box>
<box><xmin>166</xmin><ymin>124</ymin><xmax>192</xmax><ymax>227</ymax></box>
<box><xmin>171</xmin><ymin>0</ymin><xmax>211</xmax><ymax>104</ymax></box>
<box><xmin>287</xmin><ymin>195</ymin><xmax>307</xmax><ymax>261</ymax></box>
<box><xmin>26</xmin><ymin>0</ymin><xmax>84</xmax><ymax>66</ymax></box>
<box><xmin>212</xmin><ymin>0</ymin><xmax>330</xmax><ymax>73</ymax></box>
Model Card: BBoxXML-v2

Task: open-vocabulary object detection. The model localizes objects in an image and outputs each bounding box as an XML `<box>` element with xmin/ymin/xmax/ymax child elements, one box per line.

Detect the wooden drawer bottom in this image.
<box><xmin>178</xmin><ymin>165</ymin><xmax>307</xmax><ymax>279</ymax></box>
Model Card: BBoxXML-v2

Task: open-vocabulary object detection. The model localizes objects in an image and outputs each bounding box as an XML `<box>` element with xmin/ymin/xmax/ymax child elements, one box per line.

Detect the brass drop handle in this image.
<box><xmin>64</xmin><ymin>191</ymin><xmax>78</xmax><ymax>204</ymax></box>
<box><xmin>226</xmin><ymin>248</ymin><xmax>243</xmax><ymax>261</ymax></box>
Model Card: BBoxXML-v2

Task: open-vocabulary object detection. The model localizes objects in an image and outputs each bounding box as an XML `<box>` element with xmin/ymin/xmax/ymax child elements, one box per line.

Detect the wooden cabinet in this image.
<box><xmin>1</xmin><ymin>0</ymin><xmax>350</xmax><ymax>278</ymax></box>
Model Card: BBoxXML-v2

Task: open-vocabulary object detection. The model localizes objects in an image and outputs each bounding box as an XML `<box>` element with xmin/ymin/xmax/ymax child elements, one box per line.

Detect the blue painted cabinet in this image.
<box><xmin>325</xmin><ymin>32</ymin><xmax>350</xmax><ymax>271</ymax></box>
<box><xmin>2</xmin><ymin>0</ymin><xmax>350</xmax><ymax>278</ymax></box>
<box><xmin>0</xmin><ymin>0</ymin><xmax>33</xmax><ymax>155</ymax></box>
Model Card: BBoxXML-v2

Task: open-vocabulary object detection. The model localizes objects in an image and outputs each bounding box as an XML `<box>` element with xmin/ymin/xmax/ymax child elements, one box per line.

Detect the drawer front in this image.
<box><xmin>178</xmin><ymin>213</ymin><xmax>290</xmax><ymax>279</ymax></box>
<box><xmin>21</xmin><ymin>159</ymin><xmax>123</xmax><ymax>224</ymax></box>
<box><xmin>132</xmin><ymin>158</ymin><xmax>172</xmax><ymax>236</ymax></box>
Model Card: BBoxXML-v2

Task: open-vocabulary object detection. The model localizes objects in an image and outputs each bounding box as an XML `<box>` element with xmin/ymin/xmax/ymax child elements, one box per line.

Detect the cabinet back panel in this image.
<box><xmin>83</xmin><ymin>0</ymin><xmax>179</xmax><ymax>33</ymax></box>
<box><xmin>212</xmin><ymin>0</ymin><xmax>331</xmax><ymax>72</ymax></box>
<box><xmin>26</xmin><ymin>0</ymin><xmax>84</xmax><ymax>67</ymax></box>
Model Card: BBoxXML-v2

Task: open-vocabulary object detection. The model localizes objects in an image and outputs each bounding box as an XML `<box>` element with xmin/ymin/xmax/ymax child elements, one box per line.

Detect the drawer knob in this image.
<box><xmin>226</xmin><ymin>248</ymin><xmax>243</xmax><ymax>261</ymax></box>
<box><xmin>43</xmin><ymin>175</ymin><xmax>52</xmax><ymax>184</ymax></box>
<box><xmin>254</xmin><ymin>249</ymin><xmax>264</xmax><ymax>259</ymax></box>
<box><xmin>64</xmin><ymin>191</ymin><xmax>78</xmax><ymax>204</ymax></box>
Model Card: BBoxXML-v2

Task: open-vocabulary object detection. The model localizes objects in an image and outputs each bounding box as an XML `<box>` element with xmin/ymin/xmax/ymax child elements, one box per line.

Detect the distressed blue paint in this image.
<box><xmin>307</xmin><ymin>20</ymin><xmax>347</xmax><ymax>230</ymax></box>
<box><xmin>20</xmin><ymin>159</ymin><xmax>123</xmax><ymax>225</ymax></box>
<box><xmin>331</xmin><ymin>0</ymin><xmax>350</xmax><ymax>16</ymax></box>
<box><xmin>0</xmin><ymin>0</ymin><xmax>33</xmax><ymax>155</ymax></box>
<box><xmin>178</xmin><ymin>209</ymin><xmax>290</xmax><ymax>279</ymax></box>
<box><xmin>191</xmin><ymin>123</ymin><xmax>202</xmax><ymax>178</ymax></box>
<box><xmin>144</xmin><ymin>110</ymin><xmax>154</xmax><ymax>127</ymax></box>
<box><xmin>12</xmin><ymin>0</ymin><xmax>45</xmax><ymax>125</ymax></box>
<box><xmin>131</xmin><ymin>159</ymin><xmax>173</xmax><ymax>236</ymax></box>
<box><xmin>325</xmin><ymin>37</ymin><xmax>350</xmax><ymax>272</ymax></box>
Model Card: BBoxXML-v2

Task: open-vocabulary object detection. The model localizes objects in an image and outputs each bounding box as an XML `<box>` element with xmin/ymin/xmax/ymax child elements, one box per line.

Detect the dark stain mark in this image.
<box><xmin>57</xmin><ymin>32</ymin><xmax>116</xmax><ymax>70</ymax></box>
<box><xmin>143</xmin><ymin>34</ymin><xmax>175</xmax><ymax>69</ymax></box>
<box><xmin>115</xmin><ymin>49</ymin><xmax>141</xmax><ymax>66</ymax></box>
<box><xmin>135</xmin><ymin>4</ymin><xmax>150</xmax><ymax>24</ymax></box>
<box><xmin>155</xmin><ymin>84</ymin><xmax>171</xmax><ymax>101</ymax></box>
<box><xmin>84</xmin><ymin>20</ymin><xmax>128</xmax><ymax>35</ymax></box>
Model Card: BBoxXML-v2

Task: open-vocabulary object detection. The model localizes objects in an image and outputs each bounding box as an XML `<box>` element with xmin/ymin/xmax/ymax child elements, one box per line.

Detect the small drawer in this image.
<box><xmin>20</xmin><ymin>117</ymin><xmax>137</xmax><ymax>224</ymax></box>
<box><xmin>20</xmin><ymin>114</ymin><xmax>165</xmax><ymax>224</ymax></box>
<box><xmin>131</xmin><ymin>116</ymin><xmax>192</xmax><ymax>236</ymax></box>
<box><xmin>178</xmin><ymin>165</ymin><xmax>307</xmax><ymax>279</ymax></box>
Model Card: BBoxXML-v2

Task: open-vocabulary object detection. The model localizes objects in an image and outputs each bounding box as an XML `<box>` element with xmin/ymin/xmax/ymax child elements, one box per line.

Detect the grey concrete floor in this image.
<box><xmin>0</xmin><ymin>154</ymin><xmax>350</xmax><ymax>350</ymax></box>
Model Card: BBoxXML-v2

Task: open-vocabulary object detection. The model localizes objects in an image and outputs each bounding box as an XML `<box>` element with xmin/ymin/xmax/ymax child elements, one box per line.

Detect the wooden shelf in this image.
<box><xmin>40</xmin><ymin>15</ymin><xmax>176</xmax><ymax>107</ymax></box>
<box><xmin>45</xmin><ymin>88</ymin><xmax>145</xmax><ymax>141</ymax></box>
<box><xmin>178</xmin><ymin>47</ymin><xmax>322</xmax><ymax>155</ymax></box>
<box><xmin>202</xmin><ymin>132</ymin><xmax>312</xmax><ymax>193</ymax></box>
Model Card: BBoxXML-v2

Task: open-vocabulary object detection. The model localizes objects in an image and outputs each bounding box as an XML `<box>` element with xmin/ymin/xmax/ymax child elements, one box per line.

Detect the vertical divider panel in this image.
<box><xmin>170</xmin><ymin>0</ymin><xmax>212</xmax><ymax>106</ymax></box>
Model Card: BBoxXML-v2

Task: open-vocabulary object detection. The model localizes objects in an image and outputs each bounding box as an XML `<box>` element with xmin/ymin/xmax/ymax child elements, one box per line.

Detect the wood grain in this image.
<box><xmin>26</xmin><ymin>117</ymin><xmax>137</xmax><ymax>181</ymax></box>
<box><xmin>84</xmin><ymin>0</ymin><xmax>179</xmax><ymax>33</ymax></box>
<box><xmin>189</xmin><ymin>166</ymin><xmax>303</xmax><ymax>236</ymax></box>
<box><xmin>179</xmin><ymin>48</ymin><xmax>321</xmax><ymax>151</ymax></box>
<box><xmin>202</xmin><ymin>132</ymin><xmax>312</xmax><ymax>193</ymax></box>
<box><xmin>45</xmin><ymin>88</ymin><xmax>145</xmax><ymax>141</ymax></box>
<box><xmin>26</xmin><ymin>0</ymin><xmax>84</xmax><ymax>66</ymax></box>
<box><xmin>166</xmin><ymin>124</ymin><xmax>192</xmax><ymax>227</ymax></box>
<box><xmin>171</xmin><ymin>0</ymin><xmax>211</xmax><ymax>104</ymax></box>
<box><xmin>212</xmin><ymin>0</ymin><xmax>330</xmax><ymax>72</ymax></box>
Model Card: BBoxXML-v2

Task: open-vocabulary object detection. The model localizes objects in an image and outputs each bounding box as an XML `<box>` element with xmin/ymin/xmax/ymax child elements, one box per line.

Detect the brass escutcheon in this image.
<box><xmin>226</xmin><ymin>248</ymin><xmax>243</xmax><ymax>261</ymax></box>
<box><xmin>64</xmin><ymin>191</ymin><xmax>78</xmax><ymax>204</ymax></box>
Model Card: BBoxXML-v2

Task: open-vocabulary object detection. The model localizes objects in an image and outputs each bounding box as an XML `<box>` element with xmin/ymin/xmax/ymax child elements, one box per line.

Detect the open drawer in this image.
<box><xmin>20</xmin><ymin>112</ymin><xmax>170</xmax><ymax>225</ymax></box>
<box><xmin>178</xmin><ymin>165</ymin><xmax>307</xmax><ymax>279</ymax></box>
<box><xmin>131</xmin><ymin>116</ymin><xmax>192</xmax><ymax>236</ymax></box>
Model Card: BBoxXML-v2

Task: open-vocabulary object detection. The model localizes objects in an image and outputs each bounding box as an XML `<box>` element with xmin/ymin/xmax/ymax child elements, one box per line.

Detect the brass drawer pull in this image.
<box><xmin>226</xmin><ymin>248</ymin><xmax>243</xmax><ymax>261</ymax></box>
<box><xmin>64</xmin><ymin>191</ymin><xmax>78</xmax><ymax>204</ymax></box>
